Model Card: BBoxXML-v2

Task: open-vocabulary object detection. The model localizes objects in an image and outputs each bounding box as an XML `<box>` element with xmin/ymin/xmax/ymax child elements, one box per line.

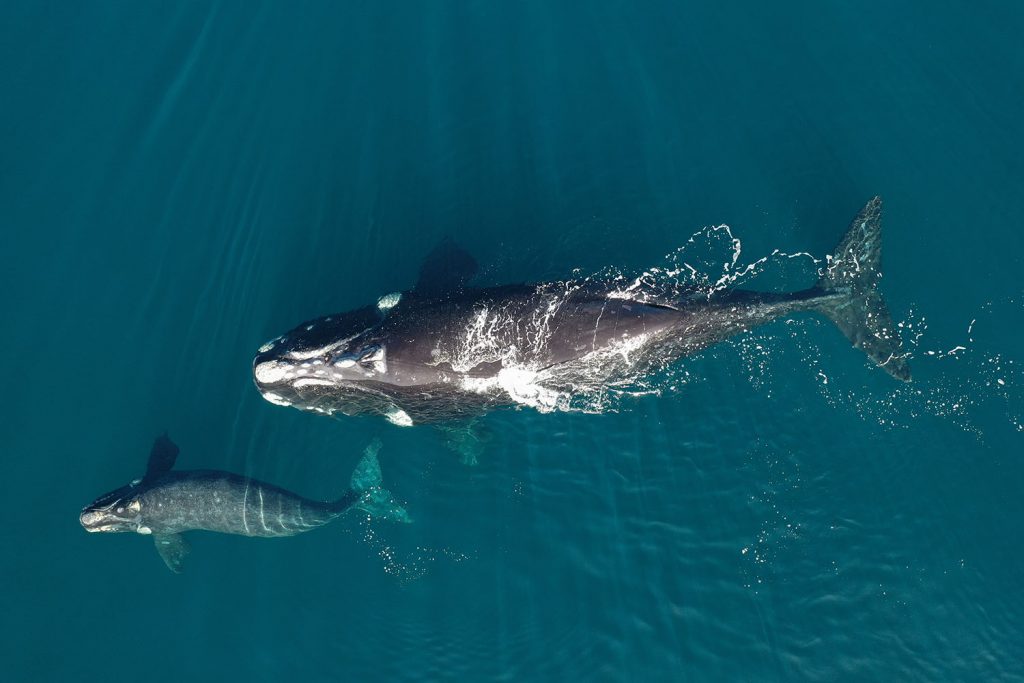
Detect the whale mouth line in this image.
<box><xmin>259</xmin><ymin>377</ymin><xmax>371</xmax><ymax>405</ymax></box>
<box><xmin>287</xmin><ymin>377</ymin><xmax>384</xmax><ymax>392</ymax></box>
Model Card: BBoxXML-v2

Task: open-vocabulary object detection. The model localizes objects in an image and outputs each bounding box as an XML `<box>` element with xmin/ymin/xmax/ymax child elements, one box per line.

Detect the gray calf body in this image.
<box><xmin>80</xmin><ymin>435</ymin><xmax>406</xmax><ymax>572</ymax></box>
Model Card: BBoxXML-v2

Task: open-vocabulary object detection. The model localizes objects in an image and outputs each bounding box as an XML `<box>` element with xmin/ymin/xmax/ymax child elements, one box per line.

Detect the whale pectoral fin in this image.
<box><xmin>153</xmin><ymin>533</ymin><xmax>190</xmax><ymax>573</ymax></box>
<box><xmin>144</xmin><ymin>432</ymin><xmax>179</xmax><ymax>483</ymax></box>
<box><xmin>437</xmin><ymin>421</ymin><xmax>490</xmax><ymax>466</ymax></box>
<box><xmin>414</xmin><ymin>239</ymin><xmax>478</xmax><ymax>295</ymax></box>
<box><xmin>350</xmin><ymin>438</ymin><xmax>383</xmax><ymax>490</ymax></box>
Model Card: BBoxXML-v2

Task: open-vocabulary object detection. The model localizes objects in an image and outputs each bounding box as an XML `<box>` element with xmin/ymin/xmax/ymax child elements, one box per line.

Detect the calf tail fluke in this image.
<box><xmin>335</xmin><ymin>438</ymin><xmax>411</xmax><ymax>522</ymax></box>
<box><xmin>813</xmin><ymin>197</ymin><xmax>911</xmax><ymax>381</ymax></box>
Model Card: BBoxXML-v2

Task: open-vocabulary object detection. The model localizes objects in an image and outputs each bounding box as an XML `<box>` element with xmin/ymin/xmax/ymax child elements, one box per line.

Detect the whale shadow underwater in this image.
<box><xmin>253</xmin><ymin>197</ymin><xmax>909</xmax><ymax>427</ymax></box>
<box><xmin>81</xmin><ymin>434</ymin><xmax>409</xmax><ymax>572</ymax></box>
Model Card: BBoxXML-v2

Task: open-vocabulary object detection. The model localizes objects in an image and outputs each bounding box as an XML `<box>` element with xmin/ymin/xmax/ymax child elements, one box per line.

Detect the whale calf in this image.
<box><xmin>253</xmin><ymin>198</ymin><xmax>908</xmax><ymax>425</ymax></box>
<box><xmin>80</xmin><ymin>434</ymin><xmax>409</xmax><ymax>572</ymax></box>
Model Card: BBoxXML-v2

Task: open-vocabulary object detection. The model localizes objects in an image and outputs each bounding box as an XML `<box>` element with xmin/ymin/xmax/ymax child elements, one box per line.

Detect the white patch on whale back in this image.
<box><xmin>385</xmin><ymin>407</ymin><xmax>414</xmax><ymax>427</ymax></box>
<box><xmin>136</xmin><ymin>526</ymin><xmax>152</xmax><ymax>535</ymax></box>
<box><xmin>444</xmin><ymin>294</ymin><xmax>659</xmax><ymax>414</ymax></box>
<box><xmin>460</xmin><ymin>367</ymin><xmax>564</xmax><ymax>413</ymax></box>
<box><xmin>377</xmin><ymin>292</ymin><xmax>402</xmax><ymax>312</ymax></box>
<box><xmin>261</xmin><ymin>392</ymin><xmax>292</xmax><ymax>407</ymax></box>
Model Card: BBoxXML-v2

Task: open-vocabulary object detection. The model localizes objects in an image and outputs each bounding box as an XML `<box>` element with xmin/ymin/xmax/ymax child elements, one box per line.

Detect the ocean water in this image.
<box><xmin>3</xmin><ymin>2</ymin><xmax>1023</xmax><ymax>681</ymax></box>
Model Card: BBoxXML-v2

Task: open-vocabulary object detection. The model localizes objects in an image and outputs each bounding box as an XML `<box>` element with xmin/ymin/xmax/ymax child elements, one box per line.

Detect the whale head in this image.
<box><xmin>80</xmin><ymin>485</ymin><xmax>144</xmax><ymax>534</ymax></box>
<box><xmin>252</xmin><ymin>306</ymin><xmax>391</xmax><ymax>414</ymax></box>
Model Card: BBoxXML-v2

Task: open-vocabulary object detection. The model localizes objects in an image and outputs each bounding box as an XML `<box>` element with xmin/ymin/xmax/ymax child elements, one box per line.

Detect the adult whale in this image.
<box><xmin>253</xmin><ymin>198</ymin><xmax>909</xmax><ymax>426</ymax></box>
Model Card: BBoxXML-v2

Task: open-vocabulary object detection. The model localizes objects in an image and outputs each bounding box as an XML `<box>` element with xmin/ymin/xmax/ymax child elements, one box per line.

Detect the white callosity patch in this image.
<box><xmin>285</xmin><ymin>331</ymin><xmax>371</xmax><ymax>362</ymax></box>
<box><xmin>257</xmin><ymin>336</ymin><xmax>282</xmax><ymax>353</ymax></box>
<box><xmin>377</xmin><ymin>292</ymin><xmax>402</xmax><ymax>313</ymax></box>
<box><xmin>80</xmin><ymin>511</ymin><xmax>102</xmax><ymax>527</ymax></box>
<box><xmin>385</xmin><ymin>407</ymin><xmax>414</xmax><ymax>427</ymax></box>
<box><xmin>136</xmin><ymin>526</ymin><xmax>152</xmax><ymax>535</ymax></box>
<box><xmin>362</xmin><ymin>345</ymin><xmax>387</xmax><ymax>374</ymax></box>
<box><xmin>261</xmin><ymin>392</ymin><xmax>292</xmax><ymax>407</ymax></box>
<box><xmin>254</xmin><ymin>360</ymin><xmax>290</xmax><ymax>384</ymax></box>
<box><xmin>292</xmin><ymin>377</ymin><xmax>334</xmax><ymax>389</ymax></box>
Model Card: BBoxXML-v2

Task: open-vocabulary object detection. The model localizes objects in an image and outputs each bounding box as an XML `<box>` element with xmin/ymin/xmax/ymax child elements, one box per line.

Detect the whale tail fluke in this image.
<box><xmin>811</xmin><ymin>197</ymin><xmax>911</xmax><ymax>381</ymax></box>
<box><xmin>338</xmin><ymin>438</ymin><xmax>411</xmax><ymax>522</ymax></box>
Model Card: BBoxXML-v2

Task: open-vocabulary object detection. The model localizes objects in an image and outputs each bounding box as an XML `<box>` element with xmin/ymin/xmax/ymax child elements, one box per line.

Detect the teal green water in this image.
<box><xmin>3</xmin><ymin>2</ymin><xmax>1023</xmax><ymax>680</ymax></box>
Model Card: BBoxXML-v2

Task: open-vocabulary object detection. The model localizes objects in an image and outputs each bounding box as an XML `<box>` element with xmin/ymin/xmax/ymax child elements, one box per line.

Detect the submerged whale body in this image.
<box><xmin>253</xmin><ymin>198</ymin><xmax>909</xmax><ymax>425</ymax></box>
<box><xmin>80</xmin><ymin>434</ymin><xmax>408</xmax><ymax>572</ymax></box>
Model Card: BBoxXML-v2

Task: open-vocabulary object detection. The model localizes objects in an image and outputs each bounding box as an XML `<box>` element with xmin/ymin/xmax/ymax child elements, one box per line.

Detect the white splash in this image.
<box><xmin>427</xmin><ymin>222</ymin><xmax>826</xmax><ymax>415</ymax></box>
<box><xmin>460</xmin><ymin>366</ymin><xmax>564</xmax><ymax>413</ymax></box>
